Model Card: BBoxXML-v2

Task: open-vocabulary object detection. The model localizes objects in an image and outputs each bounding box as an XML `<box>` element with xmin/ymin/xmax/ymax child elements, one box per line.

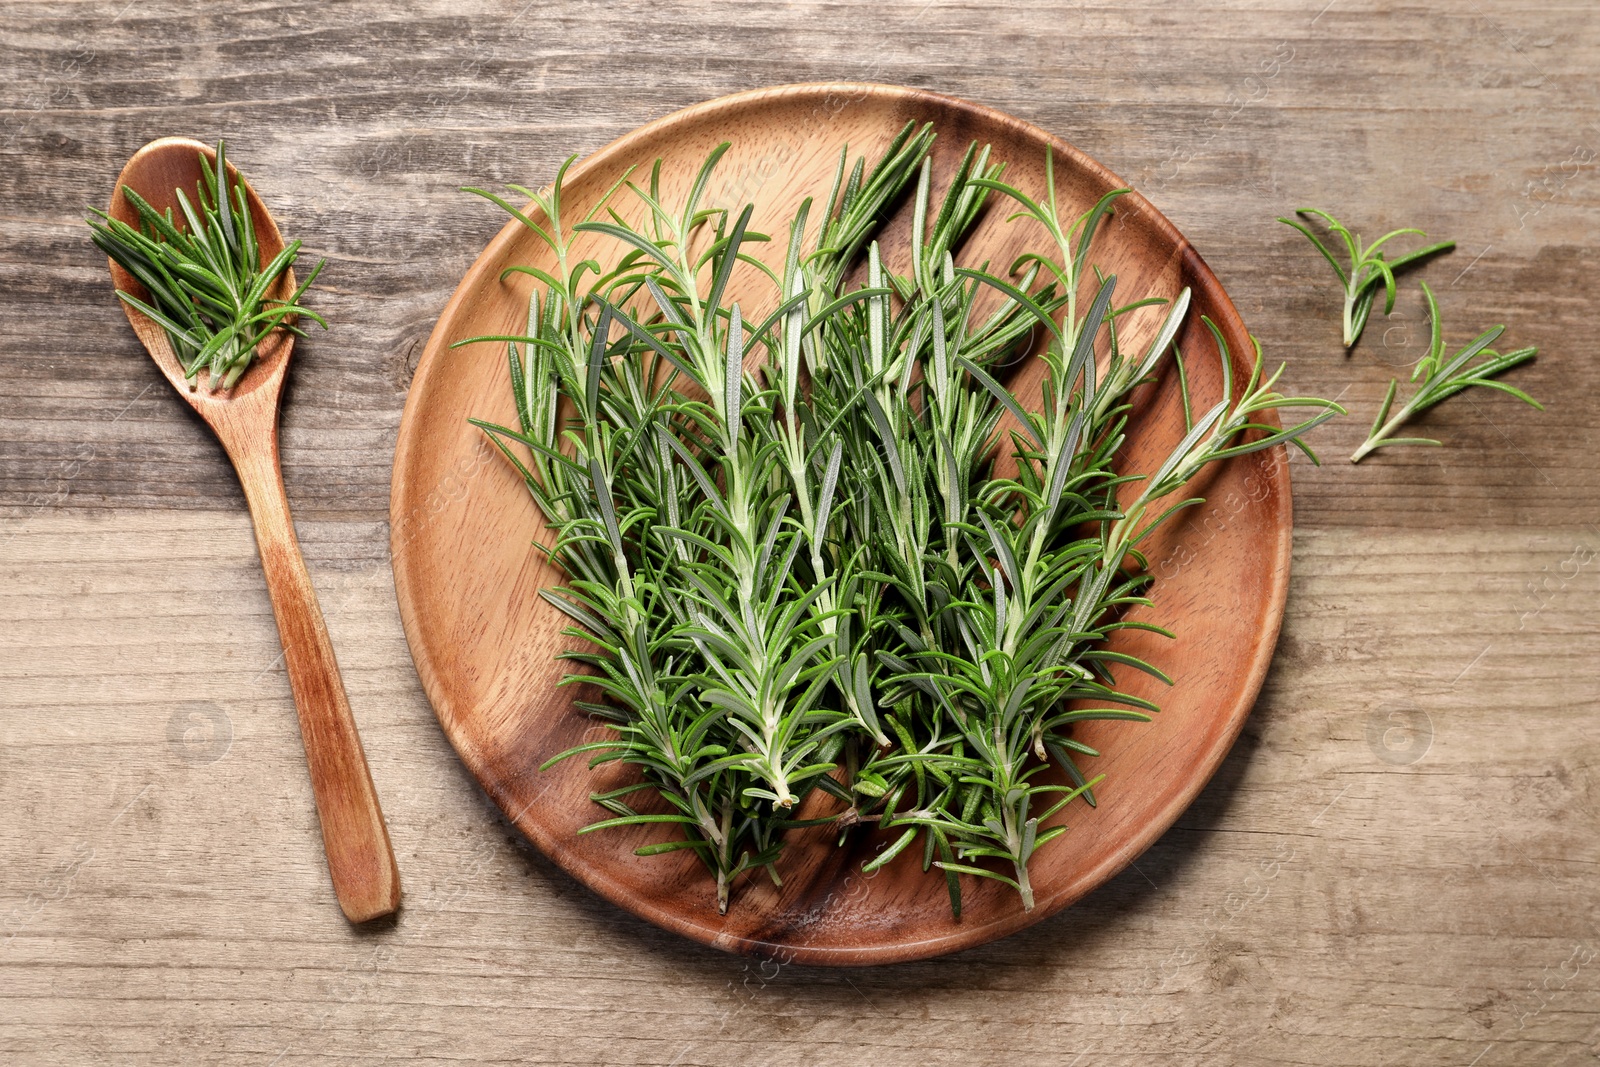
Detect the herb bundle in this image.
<box><xmin>463</xmin><ymin>129</ymin><xmax>1340</xmax><ymax>913</ymax></box>
<box><xmin>88</xmin><ymin>141</ymin><xmax>326</xmax><ymax>391</ymax></box>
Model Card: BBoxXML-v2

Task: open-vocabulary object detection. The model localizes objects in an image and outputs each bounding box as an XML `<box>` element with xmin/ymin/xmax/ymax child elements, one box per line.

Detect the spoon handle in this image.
<box><xmin>230</xmin><ymin>437</ymin><xmax>402</xmax><ymax>923</ymax></box>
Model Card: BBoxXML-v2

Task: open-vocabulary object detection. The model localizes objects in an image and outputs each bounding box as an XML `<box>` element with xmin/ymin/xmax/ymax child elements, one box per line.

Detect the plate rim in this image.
<box><xmin>391</xmin><ymin>81</ymin><xmax>1292</xmax><ymax>965</ymax></box>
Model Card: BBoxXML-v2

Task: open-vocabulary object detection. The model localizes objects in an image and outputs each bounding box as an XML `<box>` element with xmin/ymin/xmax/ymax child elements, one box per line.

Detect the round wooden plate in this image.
<box><xmin>391</xmin><ymin>83</ymin><xmax>1291</xmax><ymax>965</ymax></box>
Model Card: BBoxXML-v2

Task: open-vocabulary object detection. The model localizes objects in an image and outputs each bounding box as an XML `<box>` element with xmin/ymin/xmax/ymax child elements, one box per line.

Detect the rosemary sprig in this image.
<box><xmin>1350</xmin><ymin>281</ymin><xmax>1540</xmax><ymax>463</ymax></box>
<box><xmin>1279</xmin><ymin>207</ymin><xmax>1454</xmax><ymax>348</ymax></box>
<box><xmin>87</xmin><ymin>141</ymin><xmax>326</xmax><ymax>390</ymax></box>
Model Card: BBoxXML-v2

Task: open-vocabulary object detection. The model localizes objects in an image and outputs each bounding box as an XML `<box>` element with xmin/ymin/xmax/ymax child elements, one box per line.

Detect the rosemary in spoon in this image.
<box><xmin>87</xmin><ymin>140</ymin><xmax>326</xmax><ymax>390</ymax></box>
<box><xmin>1279</xmin><ymin>207</ymin><xmax>1454</xmax><ymax>348</ymax></box>
<box><xmin>1350</xmin><ymin>281</ymin><xmax>1540</xmax><ymax>462</ymax></box>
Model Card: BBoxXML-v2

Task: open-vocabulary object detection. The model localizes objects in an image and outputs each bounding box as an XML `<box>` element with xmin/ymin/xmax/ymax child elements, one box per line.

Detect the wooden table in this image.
<box><xmin>3</xmin><ymin>2</ymin><xmax>1596</xmax><ymax>1063</ymax></box>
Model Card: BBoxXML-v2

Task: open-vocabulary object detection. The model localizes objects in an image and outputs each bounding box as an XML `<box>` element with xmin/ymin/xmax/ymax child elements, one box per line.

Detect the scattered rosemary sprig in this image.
<box><xmin>1279</xmin><ymin>207</ymin><xmax>1454</xmax><ymax>348</ymax></box>
<box><xmin>1350</xmin><ymin>281</ymin><xmax>1540</xmax><ymax>463</ymax></box>
<box><xmin>461</xmin><ymin>133</ymin><xmax>1341</xmax><ymax>914</ymax></box>
<box><xmin>88</xmin><ymin>141</ymin><xmax>326</xmax><ymax>390</ymax></box>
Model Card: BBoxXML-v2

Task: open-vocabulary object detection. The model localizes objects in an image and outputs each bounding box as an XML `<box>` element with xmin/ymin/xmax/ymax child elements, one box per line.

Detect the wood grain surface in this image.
<box><xmin>2</xmin><ymin>0</ymin><xmax>1597</xmax><ymax>1063</ymax></box>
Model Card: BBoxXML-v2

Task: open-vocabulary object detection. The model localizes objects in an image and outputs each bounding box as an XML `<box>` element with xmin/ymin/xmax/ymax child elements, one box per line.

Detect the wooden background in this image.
<box><xmin>2</xmin><ymin>1</ymin><xmax>1596</xmax><ymax>1064</ymax></box>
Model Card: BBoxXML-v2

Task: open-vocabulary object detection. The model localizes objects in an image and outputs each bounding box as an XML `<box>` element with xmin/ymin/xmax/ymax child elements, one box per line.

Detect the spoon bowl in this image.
<box><xmin>108</xmin><ymin>137</ymin><xmax>294</xmax><ymax>407</ymax></box>
<box><xmin>107</xmin><ymin>137</ymin><xmax>401</xmax><ymax>924</ymax></box>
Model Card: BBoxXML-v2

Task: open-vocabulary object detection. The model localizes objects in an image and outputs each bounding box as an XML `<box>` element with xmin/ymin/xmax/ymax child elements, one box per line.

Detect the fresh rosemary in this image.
<box><xmin>1350</xmin><ymin>281</ymin><xmax>1541</xmax><ymax>463</ymax></box>
<box><xmin>462</xmin><ymin>132</ymin><xmax>1341</xmax><ymax>914</ymax></box>
<box><xmin>88</xmin><ymin>141</ymin><xmax>326</xmax><ymax>390</ymax></box>
<box><xmin>1279</xmin><ymin>207</ymin><xmax>1454</xmax><ymax>348</ymax></box>
<box><xmin>1279</xmin><ymin>206</ymin><xmax>1541</xmax><ymax>461</ymax></box>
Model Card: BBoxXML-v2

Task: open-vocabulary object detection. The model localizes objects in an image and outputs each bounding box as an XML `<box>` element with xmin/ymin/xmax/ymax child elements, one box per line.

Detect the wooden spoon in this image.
<box><xmin>107</xmin><ymin>137</ymin><xmax>401</xmax><ymax>923</ymax></box>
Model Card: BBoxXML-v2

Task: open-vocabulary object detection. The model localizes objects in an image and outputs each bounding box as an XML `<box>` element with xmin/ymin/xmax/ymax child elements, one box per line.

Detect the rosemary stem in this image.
<box><xmin>1351</xmin><ymin>401</ymin><xmax>1416</xmax><ymax>464</ymax></box>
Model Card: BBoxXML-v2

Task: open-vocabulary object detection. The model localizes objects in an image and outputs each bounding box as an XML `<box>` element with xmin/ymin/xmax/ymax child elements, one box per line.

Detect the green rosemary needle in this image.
<box><xmin>1350</xmin><ymin>281</ymin><xmax>1540</xmax><ymax>463</ymax></box>
<box><xmin>1279</xmin><ymin>207</ymin><xmax>1454</xmax><ymax>348</ymax></box>
<box><xmin>87</xmin><ymin>140</ymin><xmax>326</xmax><ymax>390</ymax></box>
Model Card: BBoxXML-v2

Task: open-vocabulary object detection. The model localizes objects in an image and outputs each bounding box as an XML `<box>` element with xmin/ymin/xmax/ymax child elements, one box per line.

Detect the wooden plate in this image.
<box><xmin>391</xmin><ymin>83</ymin><xmax>1290</xmax><ymax>965</ymax></box>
